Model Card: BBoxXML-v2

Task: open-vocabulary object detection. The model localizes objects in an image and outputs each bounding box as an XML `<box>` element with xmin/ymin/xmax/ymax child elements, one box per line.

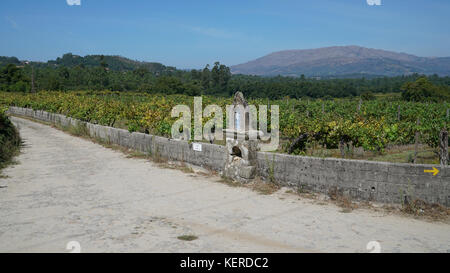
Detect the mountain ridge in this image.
<box><xmin>231</xmin><ymin>46</ymin><xmax>450</xmax><ymax>77</ymax></box>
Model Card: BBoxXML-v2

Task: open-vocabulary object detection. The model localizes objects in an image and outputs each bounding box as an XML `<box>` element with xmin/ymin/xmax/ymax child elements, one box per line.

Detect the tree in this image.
<box><xmin>100</xmin><ymin>55</ymin><xmax>108</xmax><ymax>71</ymax></box>
<box><xmin>401</xmin><ymin>77</ymin><xmax>437</xmax><ymax>102</ymax></box>
<box><xmin>31</xmin><ymin>66</ymin><xmax>36</xmax><ymax>93</ymax></box>
<box><xmin>211</xmin><ymin>62</ymin><xmax>220</xmax><ymax>91</ymax></box>
<box><xmin>218</xmin><ymin>64</ymin><xmax>231</xmax><ymax>92</ymax></box>
<box><xmin>190</xmin><ymin>69</ymin><xmax>201</xmax><ymax>81</ymax></box>
<box><xmin>134</xmin><ymin>67</ymin><xmax>149</xmax><ymax>78</ymax></box>
<box><xmin>183</xmin><ymin>81</ymin><xmax>202</xmax><ymax>96</ymax></box>
<box><xmin>0</xmin><ymin>64</ymin><xmax>30</xmax><ymax>92</ymax></box>
<box><xmin>154</xmin><ymin>76</ymin><xmax>184</xmax><ymax>94</ymax></box>
<box><xmin>210</xmin><ymin>62</ymin><xmax>231</xmax><ymax>93</ymax></box>
<box><xmin>201</xmin><ymin>64</ymin><xmax>211</xmax><ymax>90</ymax></box>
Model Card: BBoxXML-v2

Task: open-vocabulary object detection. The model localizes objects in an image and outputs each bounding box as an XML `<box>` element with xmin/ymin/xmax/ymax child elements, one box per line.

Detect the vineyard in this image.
<box><xmin>1</xmin><ymin>91</ymin><xmax>449</xmax><ymax>164</ymax></box>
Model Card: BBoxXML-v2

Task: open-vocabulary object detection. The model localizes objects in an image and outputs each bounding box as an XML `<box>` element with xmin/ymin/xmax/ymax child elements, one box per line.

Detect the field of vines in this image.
<box><xmin>1</xmin><ymin>91</ymin><xmax>449</xmax><ymax>162</ymax></box>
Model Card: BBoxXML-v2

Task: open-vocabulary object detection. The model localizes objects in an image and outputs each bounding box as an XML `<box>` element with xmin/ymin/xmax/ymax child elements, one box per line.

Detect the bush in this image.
<box><xmin>401</xmin><ymin>77</ymin><xmax>450</xmax><ymax>102</ymax></box>
<box><xmin>0</xmin><ymin>108</ymin><xmax>21</xmax><ymax>169</ymax></box>
<box><xmin>361</xmin><ymin>91</ymin><xmax>375</xmax><ymax>101</ymax></box>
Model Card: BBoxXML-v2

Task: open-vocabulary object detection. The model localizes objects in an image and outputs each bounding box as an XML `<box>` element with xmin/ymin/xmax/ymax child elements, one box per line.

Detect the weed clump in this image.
<box><xmin>328</xmin><ymin>186</ymin><xmax>358</xmax><ymax>212</ymax></box>
<box><xmin>401</xmin><ymin>199</ymin><xmax>450</xmax><ymax>221</ymax></box>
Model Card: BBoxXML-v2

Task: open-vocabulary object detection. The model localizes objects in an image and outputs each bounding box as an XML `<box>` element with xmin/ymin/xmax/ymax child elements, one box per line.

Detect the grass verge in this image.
<box><xmin>400</xmin><ymin>199</ymin><xmax>450</xmax><ymax>221</ymax></box>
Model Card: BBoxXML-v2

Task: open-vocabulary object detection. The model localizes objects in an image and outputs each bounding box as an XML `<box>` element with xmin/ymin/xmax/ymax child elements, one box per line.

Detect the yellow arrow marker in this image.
<box><xmin>424</xmin><ymin>167</ymin><xmax>439</xmax><ymax>176</ymax></box>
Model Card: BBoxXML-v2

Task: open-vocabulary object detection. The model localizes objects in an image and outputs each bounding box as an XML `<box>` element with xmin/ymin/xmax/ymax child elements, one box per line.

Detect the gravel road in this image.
<box><xmin>0</xmin><ymin>117</ymin><xmax>449</xmax><ymax>253</ymax></box>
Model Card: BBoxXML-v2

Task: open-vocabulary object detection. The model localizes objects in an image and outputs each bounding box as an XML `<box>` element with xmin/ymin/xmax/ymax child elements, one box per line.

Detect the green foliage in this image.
<box><xmin>49</xmin><ymin>53</ymin><xmax>171</xmax><ymax>73</ymax></box>
<box><xmin>154</xmin><ymin>76</ymin><xmax>185</xmax><ymax>94</ymax></box>
<box><xmin>1</xmin><ymin>91</ymin><xmax>448</xmax><ymax>153</ymax></box>
<box><xmin>2</xmin><ymin>53</ymin><xmax>450</xmax><ymax>100</ymax></box>
<box><xmin>0</xmin><ymin>56</ymin><xmax>21</xmax><ymax>66</ymax></box>
<box><xmin>401</xmin><ymin>77</ymin><xmax>450</xmax><ymax>102</ymax></box>
<box><xmin>0</xmin><ymin>109</ymin><xmax>21</xmax><ymax>169</ymax></box>
<box><xmin>0</xmin><ymin>64</ymin><xmax>30</xmax><ymax>92</ymax></box>
<box><xmin>0</xmin><ymin>53</ymin><xmax>449</xmax><ymax>155</ymax></box>
<box><xmin>361</xmin><ymin>91</ymin><xmax>375</xmax><ymax>100</ymax></box>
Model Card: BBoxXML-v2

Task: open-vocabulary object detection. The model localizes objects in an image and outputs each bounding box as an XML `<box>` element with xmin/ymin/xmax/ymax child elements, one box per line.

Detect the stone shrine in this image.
<box><xmin>222</xmin><ymin>92</ymin><xmax>260</xmax><ymax>183</ymax></box>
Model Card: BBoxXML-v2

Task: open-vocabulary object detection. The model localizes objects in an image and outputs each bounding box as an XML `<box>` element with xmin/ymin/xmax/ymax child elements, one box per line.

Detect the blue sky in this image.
<box><xmin>1</xmin><ymin>0</ymin><xmax>449</xmax><ymax>69</ymax></box>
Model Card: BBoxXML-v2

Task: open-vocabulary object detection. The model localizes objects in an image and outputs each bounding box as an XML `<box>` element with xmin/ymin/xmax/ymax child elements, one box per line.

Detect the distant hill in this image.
<box><xmin>1</xmin><ymin>53</ymin><xmax>176</xmax><ymax>74</ymax></box>
<box><xmin>231</xmin><ymin>46</ymin><xmax>450</xmax><ymax>77</ymax></box>
<box><xmin>49</xmin><ymin>53</ymin><xmax>176</xmax><ymax>73</ymax></box>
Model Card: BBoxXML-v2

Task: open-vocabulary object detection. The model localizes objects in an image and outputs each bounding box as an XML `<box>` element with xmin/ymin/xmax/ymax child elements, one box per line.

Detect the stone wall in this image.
<box><xmin>9</xmin><ymin>106</ymin><xmax>450</xmax><ymax>206</ymax></box>
<box><xmin>257</xmin><ymin>152</ymin><xmax>449</xmax><ymax>206</ymax></box>
<box><xmin>8</xmin><ymin>107</ymin><xmax>227</xmax><ymax>172</ymax></box>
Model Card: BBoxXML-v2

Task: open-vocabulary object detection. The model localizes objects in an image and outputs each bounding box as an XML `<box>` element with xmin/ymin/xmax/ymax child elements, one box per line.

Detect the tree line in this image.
<box><xmin>1</xmin><ymin>54</ymin><xmax>449</xmax><ymax>101</ymax></box>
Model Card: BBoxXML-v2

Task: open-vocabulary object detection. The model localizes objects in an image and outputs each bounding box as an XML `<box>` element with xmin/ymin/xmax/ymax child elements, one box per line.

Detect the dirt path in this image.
<box><xmin>0</xmin><ymin>117</ymin><xmax>449</xmax><ymax>253</ymax></box>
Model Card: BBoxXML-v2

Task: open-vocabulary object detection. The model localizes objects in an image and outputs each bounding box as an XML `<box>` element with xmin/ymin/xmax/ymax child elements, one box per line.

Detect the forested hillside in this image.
<box><xmin>45</xmin><ymin>53</ymin><xmax>175</xmax><ymax>73</ymax></box>
<box><xmin>1</xmin><ymin>54</ymin><xmax>450</xmax><ymax>101</ymax></box>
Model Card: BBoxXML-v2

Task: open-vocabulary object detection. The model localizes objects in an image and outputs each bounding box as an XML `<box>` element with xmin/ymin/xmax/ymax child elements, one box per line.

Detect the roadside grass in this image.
<box><xmin>216</xmin><ymin>176</ymin><xmax>241</xmax><ymax>187</ymax></box>
<box><xmin>178</xmin><ymin>163</ymin><xmax>195</xmax><ymax>174</ymax></box>
<box><xmin>216</xmin><ymin>175</ymin><xmax>280</xmax><ymax>195</ymax></box>
<box><xmin>400</xmin><ymin>199</ymin><xmax>450</xmax><ymax>221</ymax></box>
<box><xmin>126</xmin><ymin>151</ymin><xmax>149</xmax><ymax>159</ymax></box>
<box><xmin>66</xmin><ymin>123</ymin><xmax>90</xmax><ymax>137</ymax></box>
<box><xmin>327</xmin><ymin>186</ymin><xmax>358</xmax><ymax>213</ymax></box>
<box><xmin>248</xmin><ymin>177</ymin><xmax>280</xmax><ymax>195</ymax></box>
<box><xmin>0</xmin><ymin>159</ymin><xmax>20</xmax><ymax>179</ymax></box>
<box><xmin>293</xmin><ymin>186</ymin><xmax>319</xmax><ymax>200</ymax></box>
<box><xmin>283</xmin><ymin>185</ymin><xmax>450</xmax><ymax>222</ymax></box>
<box><xmin>195</xmin><ymin>167</ymin><xmax>218</xmax><ymax>178</ymax></box>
